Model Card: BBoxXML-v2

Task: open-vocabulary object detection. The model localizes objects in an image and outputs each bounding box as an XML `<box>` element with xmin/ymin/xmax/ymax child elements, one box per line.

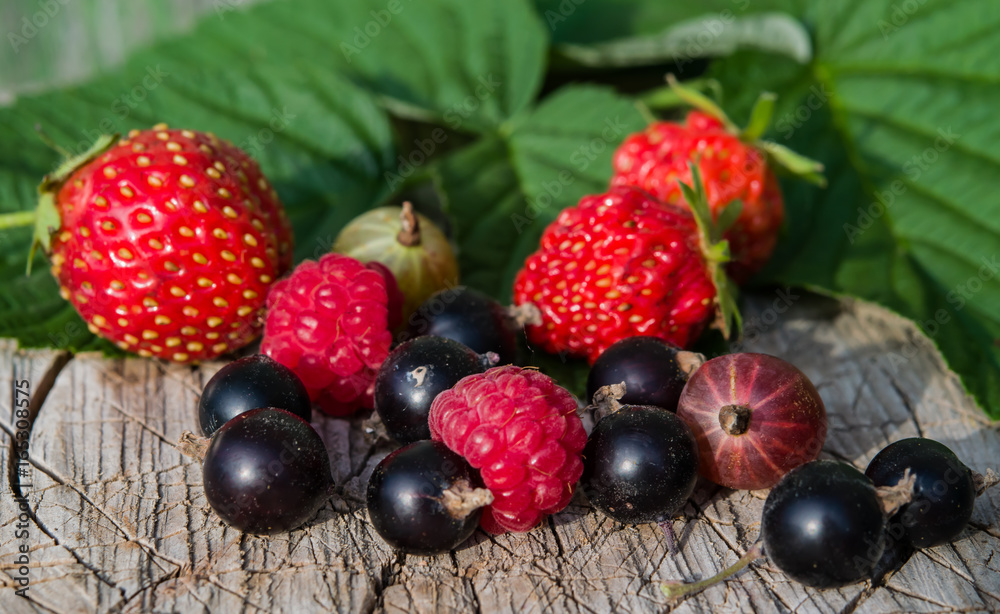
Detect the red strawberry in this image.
<box><xmin>612</xmin><ymin>78</ymin><xmax>825</xmax><ymax>283</ymax></box>
<box><xmin>612</xmin><ymin>111</ymin><xmax>782</xmax><ymax>283</ymax></box>
<box><xmin>513</xmin><ymin>177</ymin><xmax>738</xmax><ymax>364</ymax></box>
<box><xmin>36</xmin><ymin>125</ymin><xmax>293</xmax><ymax>362</ymax></box>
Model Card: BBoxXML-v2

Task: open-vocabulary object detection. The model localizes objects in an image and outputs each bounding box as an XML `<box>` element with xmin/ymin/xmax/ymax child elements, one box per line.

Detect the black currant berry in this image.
<box><xmin>367</xmin><ymin>440</ymin><xmax>491</xmax><ymax>555</ymax></box>
<box><xmin>762</xmin><ymin>460</ymin><xmax>885</xmax><ymax>588</ymax></box>
<box><xmin>203</xmin><ymin>408</ymin><xmax>333</xmax><ymax>534</ymax></box>
<box><xmin>375</xmin><ymin>336</ymin><xmax>490</xmax><ymax>444</ymax></box>
<box><xmin>580</xmin><ymin>406</ymin><xmax>699</xmax><ymax>523</ymax></box>
<box><xmin>406</xmin><ymin>287</ymin><xmax>517</xmax><ymax>364</ymax></box>
<box><xmin>865</xmin><ymin>438</ymin><xmax>977</xmax><ymax>549</ymax></box>
<box><xmin>587</xmin><ymin>337</ymin><xmax>697</xmax><ymax>411</ymax></box>
<box><xmin>199</xmin><ymin>354</ymin><xmax>311</xmax><ymax>436</ymax></box>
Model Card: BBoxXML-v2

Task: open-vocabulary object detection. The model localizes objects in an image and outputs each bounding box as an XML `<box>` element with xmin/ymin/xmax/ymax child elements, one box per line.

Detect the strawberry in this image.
<box><xmin>612</xmin><ymin>77</ymin><xmax>825</xmax><ymax>284</ymax></box>
<box><xmin>513</xmin><ymin>170</ymin><xmax>739</xmax><ymax>364</ymax></box>
<box><xmin>34</xmin><ymin>124</ymin><xmax>293</xmax><ymax>362</ymax></box>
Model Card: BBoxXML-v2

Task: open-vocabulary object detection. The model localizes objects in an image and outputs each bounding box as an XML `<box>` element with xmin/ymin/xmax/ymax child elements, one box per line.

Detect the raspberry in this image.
<box><xmin>261</xmin><ymin>253</ymin><xmax>393</xmax><ymax>416</ymax></box>
<box><xmin>513</xmin><ymin>186</ymin><xmax>721</xmax><ymax>364</ymax></box>
<box><xmin>428</xmin><ymin>366</ymin><xmax>586</xmax><ymax>533</ymax></box>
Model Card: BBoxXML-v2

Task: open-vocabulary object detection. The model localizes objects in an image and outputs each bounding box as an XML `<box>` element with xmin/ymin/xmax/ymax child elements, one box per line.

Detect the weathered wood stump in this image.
<box><xmin>2</xmin><ymin>292</ymin><xmax>999</xmax><ymax>613</ymax></box>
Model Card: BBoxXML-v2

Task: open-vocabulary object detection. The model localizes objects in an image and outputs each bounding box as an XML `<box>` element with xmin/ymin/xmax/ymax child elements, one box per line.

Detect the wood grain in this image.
<box><xmin>2</xmin><ymin>293</ymin><xmax>999</xmax><ymax>613</ymax></box>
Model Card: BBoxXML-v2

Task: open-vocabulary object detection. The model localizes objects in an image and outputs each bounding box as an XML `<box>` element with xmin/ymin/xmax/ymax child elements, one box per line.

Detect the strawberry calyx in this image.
<box><xmin>32</xmin><ymin>134</ymin><xmax>119</xmax><ymax>264</ymax></box>
<box><xmin>665</xmin><ymin>74</ymin><xmax>826</xmax><ymax>187</ymax></box>
<box><xmin>0</xmin><ymin>134</ymin><xmax>119</xmax><ymax>273</ymax></box>
<box><xmin>678</xmin><ymin>163</ymin><xmax>742</xmax><ymax>340</ymax></box>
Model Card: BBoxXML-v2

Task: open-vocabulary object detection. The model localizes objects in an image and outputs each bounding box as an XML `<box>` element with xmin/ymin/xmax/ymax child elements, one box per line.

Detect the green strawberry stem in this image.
<box><xmin>27</xmin><ymin>133</ymin><xmax>120</xmax><ymax>273</ymax></box>
<box><xmin>662</xmin><ymin>542</ymin><xmax>764</xmax><ymax>600</ymax></box>
<box><xmin>33</xmin><ymin>124</ymin><xmax>72</xmax><ymax>158</ymax></box>
<box><xmin>639</xmin><ymin>78</ymin><xmax>723</xmax><ymax>111</ymax></box>
<box><xmin>741</xmin><ymin>92</ymin><xmax>777</xmax><ymax>142</ymax></box>
<box><xmin>665</xmin><ymin>74</ymin><xmax>827</xmax><ymax>187</ymax></box>
<box><xmin>679</xmin><ymin>163</ymin><xmax>742</xmax><ymax>341</ymax></box>
<box><xmin>0</xmin><ymin>211</ymin><xmax>37</xmax><ymax>230</ymax></box>
<box><xmin>665</xmin><ymin>74</ymin><xmax>737</xmax><ymax>133</ymax></box>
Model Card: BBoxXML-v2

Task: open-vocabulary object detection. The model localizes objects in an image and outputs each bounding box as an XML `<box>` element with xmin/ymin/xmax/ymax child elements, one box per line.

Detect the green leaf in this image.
<box><xmin>435</xmin><ymin>85</ymin><xmax>648</xmax><ymax>300</ymax></box>
<box><xmin>0</xmin><ymin>62</ymin><xmax>395</xmax><ymax>351</ymax></box>
<box><xmin>138</xmin><ymin>0</ymin><xmax>549</xmax><ymax>133</ymax></box>
<box><xmin>535</xmin><ymin>0</ymin><xmax>799</xmax><ymax>45</ymax></box>
<box><xmin>555</xmin><ymin>12</ymin><xmax>811</xmax><ymax>68</ymax></box>
<box><xmin>708</xmin><ymin>1</ymin><xmax>1000</xmax><ymax>416</ymax></box>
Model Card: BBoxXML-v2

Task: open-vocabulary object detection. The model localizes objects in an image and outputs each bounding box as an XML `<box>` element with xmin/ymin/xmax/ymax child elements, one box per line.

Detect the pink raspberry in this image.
<box><xmin>428</xmin><ymin>366</ymin><xmax>586</xmax><ymax>533</ymax></box>
<box><xmin>261</xmin><ymin>253</ymin><xmax>393</xmax><ymax>417</ymax></box>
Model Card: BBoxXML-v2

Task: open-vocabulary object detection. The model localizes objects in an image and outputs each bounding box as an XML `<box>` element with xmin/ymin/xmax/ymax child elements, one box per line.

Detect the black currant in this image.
<box><xmin>199</xmin><ymin>354</ymin><xmax>311</xmax><ymax>436</ymax></box>
<box><xmin>587</xmin><ymin>337</ymin><xmax>697</xmax><ymax>411</ymax></box>
<box><xmin>405</xmin><ymin>287</ymin><xmax>517</xmax><ymax>364</ymax></box>
<box><xmin>202</xmin><ymin>408</ymin><xmax>333</xmax><ymax>534</ymax></box>
<box><xmin>762</xmin><ymin>460</ymin><xmax>886</xmax><ymax>588</ymax></box>
<box><xmin>580</xmin><ymin>406</ymin><xmax>699</xmax><ymax>523</ymax></box>
<box><xmin>865</xmin><ymin>438</ymin><xmax>977</xmax><ymax>549</ymax></box>
<box><xmin>375</xmin><ymin>336</ymin><xmax>489</xmax><ymax>444</ymax></box>
<box><xmin>367</xmin><ymin>440</ymin><xmax>491</xmax><ymax>555</ymax></box>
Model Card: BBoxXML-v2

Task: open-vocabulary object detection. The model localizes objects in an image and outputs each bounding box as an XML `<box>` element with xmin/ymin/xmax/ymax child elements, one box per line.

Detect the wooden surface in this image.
<box><xmin>1</xmin><ymin>292</ymin><xmax>999</xmax><ymax>613</ymax></box>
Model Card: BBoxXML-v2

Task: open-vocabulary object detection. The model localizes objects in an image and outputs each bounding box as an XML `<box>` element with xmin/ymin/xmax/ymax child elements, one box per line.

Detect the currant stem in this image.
<box><xmin>396</xmin><ymin>201</ymin><xmax>422</xmax><ymax>247</ymax></box>
<box><xmin>589</xmin><ymin>382</ymin><xmax>626</xmax><ymax>419</ymax></box>
<box><xmin>439</xmin><ymin>478</ymin><xmax>494</xmax><ymax>520</ymax></box>
<box><xmin>175</xmin><ymin>430</ymin><xmax>211</xmax><ymax>461</ymax></box>
<box><xmin>719</xmin><ymin>404</ymin><xmax>752</xmax><ymax>436</ymax></box>
<box><xmin>662</xmin><ymin>541</ymin><xmax>764</xmax><ymax>601</ymax></box>
<box><xmin>875</xmin><ymin>468</ymin><xmax>916</xmax><ymax>516</ymax></box>
<box><xmin>973</xmin><ymin>468</ymin><xmax>999</xmax><ymax>497</ymax></box>
<box><xmin>507</xmin><ymin>302</ymin><xmax>543</xmax><ymax>327</ymax></box>
<box><xmin>675</xmin><ymin>350</ymin><xmax>706</xmax><ymax>377</ymax></box>
<box><xmin>0</xmin><ymin>210</ymin><xmax>37</xmax><ymax>230</ymax></box>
